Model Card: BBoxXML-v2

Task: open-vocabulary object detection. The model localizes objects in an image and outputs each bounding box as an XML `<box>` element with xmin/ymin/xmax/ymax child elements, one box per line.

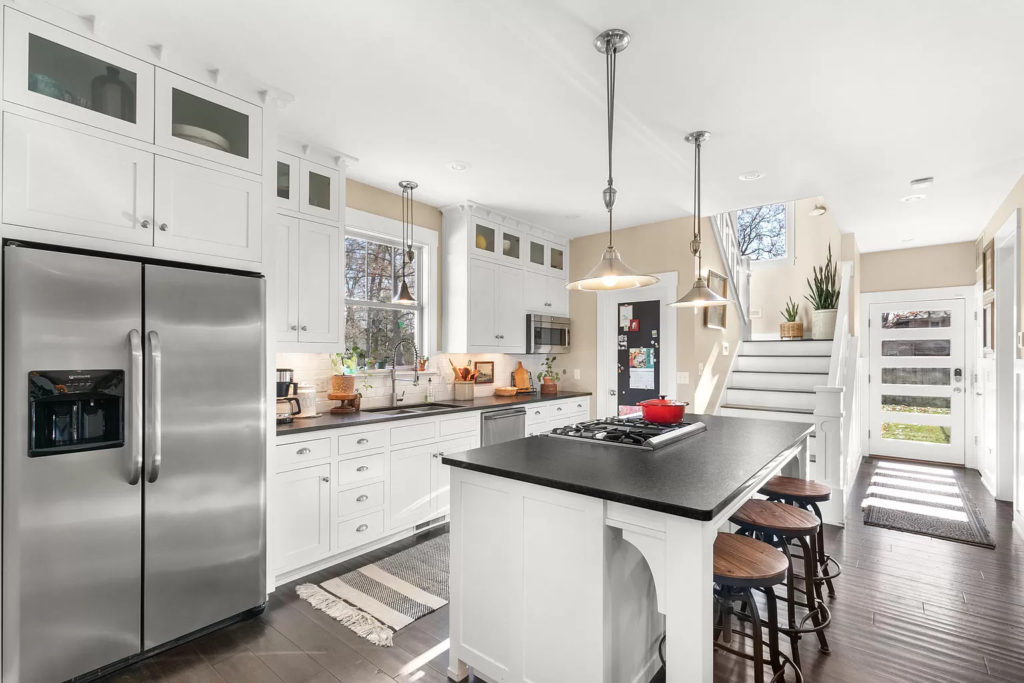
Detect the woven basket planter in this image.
<box><xmin>331</xmin><ymin>374</ymin><xmax>356</xmax><ymax>394</ymax></box>
<box><xmin>780</xmin><ymin>321</ymin><xmax>804</xmax><ymax>340</ymax></box>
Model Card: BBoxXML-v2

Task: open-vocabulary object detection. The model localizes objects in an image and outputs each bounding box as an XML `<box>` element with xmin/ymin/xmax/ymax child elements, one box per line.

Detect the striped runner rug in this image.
<box><xmin>297</xmin><ymin>533</ymin><xmax>449</xmax><ymax>646</ymax></box>
<box><xmin>861</xmin><ymin>460</ymin><xmax>995</xmax><ymax>549</ymax></box>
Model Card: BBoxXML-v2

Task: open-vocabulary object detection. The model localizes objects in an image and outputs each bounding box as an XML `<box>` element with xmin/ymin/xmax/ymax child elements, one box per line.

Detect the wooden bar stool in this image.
<box><xmin>730</xmin><ymin>500</ymin><xmax>831</xmax><ymax>670</ymax></box>
<box><xmin>713</xmin><ymin>532</ymin><xmax>803</xmax><ymax>683</ymax></box>
<box><xmin>759</xmin><ymin>475</ymin><xmax>842</xmax><ymax>597</ymax></box>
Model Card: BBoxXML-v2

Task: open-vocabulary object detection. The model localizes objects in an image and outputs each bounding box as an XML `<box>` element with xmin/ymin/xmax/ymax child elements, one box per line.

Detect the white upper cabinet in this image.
<box><xmin>3</xmin><ymin>114</ymin><xmax>154</xmax><ymax>244</ymax></box>
<box><xmin>155</xmin><ymin>69</ymin><xmax>262</xmax><ymax>174</ymax></box>
<box><xmin>296</xmin><ymin>220</ymin><xmax>341</xmax><ymax>343</ymax></box>
<box><xmin>270</xmin><ymin>216</ymin><xmax>300</xmax><ymax>342</ymax></box>
<box><xmin>276</xmin><ymin>153</ymin><xmax>300</xmax><ymax>212</ymax></box>
<box><xmin>3</xmin><ymin>8</ymin><xmax>155</xmax><ymax>142</ymax></box>
<box><xmin>299</xmin><ymin>159</ymin><xmax>341</xmax><ymax>222</ymax></box>
<box><xmin>472</xmin><ymin>217</ymin><xmax>523</xmax><ymax>264</ymax></box>
<box><xmin>495</xmin><ymin>265</ymin><xmax>525</xmax><ymax>349</ymax></box>
<box><xmin>524</xmin><ymin>273</ymin><xmax>569</xmax><ymax>316</ymax></box>
<box><xmin>468</xmin><ymin>259</ymin><xmax>498</xmax><ymax>348</ymax></box>
<box><xmin>153</xmin><ymin>156</ymin><xmax>262</xmax><ymax>261</ymax></box>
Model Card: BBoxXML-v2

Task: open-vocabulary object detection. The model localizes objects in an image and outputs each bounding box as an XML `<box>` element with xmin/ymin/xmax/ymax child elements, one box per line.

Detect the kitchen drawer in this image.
<box><xmin>335</xmin><ymin>510</ymin><xmax>384</xmax><ymax>552</ymax></box>
<box><xmin>390</xmin><ymin>419</ymin><xmax>437</xmax><ymax>446</ymax></box>
<box><xmin>336</xmin><ymin>453</ymin><xmax>384</xmax><ymax>486</ymax></box>
<box><xmin>527</xmin><ymin>419</ymin><xmax>554</xmax><ymax>437</ymax></box>
<box><xmin>274</xmin><ymin>437</ymin><xmax>331</xmax><ymax>472</ymax></box>
<box><xmin>337</xmin><ymin>481</ymin><xmax>384</xmax><ymax>519</ymax></box>
<box><xmin>439</xmin><ymin>412</ymin><xmax>479</xmax><ymax>437</ymax></box>
<box><xmin>338</xmin><ymin>428</ymin><xmax>385</xmax><ymax>458</ymax></box>
<box><xmin>567</xmin><ymin>398</ymin><xmax>589</xmax><ymax>414</ymax></box>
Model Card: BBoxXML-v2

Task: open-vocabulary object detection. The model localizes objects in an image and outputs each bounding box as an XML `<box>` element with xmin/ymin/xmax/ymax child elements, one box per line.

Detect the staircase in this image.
<box><xmin>719</xmin><ymin>339</ymin><xmax>833</xmax><ymax>422</ymax></box>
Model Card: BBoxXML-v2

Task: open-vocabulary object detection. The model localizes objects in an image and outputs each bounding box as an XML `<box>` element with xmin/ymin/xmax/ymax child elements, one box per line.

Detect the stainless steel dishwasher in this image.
<box><xmin>481</xmin><ymin>407</ymin><xmax>527</xmax><ymax>446</ymax></box>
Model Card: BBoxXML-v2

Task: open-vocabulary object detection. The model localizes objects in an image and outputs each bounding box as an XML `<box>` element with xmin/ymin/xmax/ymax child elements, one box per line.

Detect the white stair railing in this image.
<box><xmin>710</xmin><ymin>212</ymin><xmax>752</xmax><ymax>340</ymax></box>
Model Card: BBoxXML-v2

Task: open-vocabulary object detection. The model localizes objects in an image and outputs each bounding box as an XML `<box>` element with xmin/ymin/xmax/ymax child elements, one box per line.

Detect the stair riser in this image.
<box><xmin>734</xmin><ymin>356</ymin><xmax>830</xmax><ymax>373</ymax></box>
<box><xmin>720</xmin><ymin>407</ymin><xmax>817</xmax><ymax>423</ymax></box>
<box><xmin>728</xmin><ymin>372</ymin><xmax>827</xmax><ymax>392</ymax></box>
<box><xmin>726</xmin><ymin>389</ymin><xmax>816</xmax><ymax>411</ymax></box>
<box><xmin>740</xmin><ymin>340</ymin><xmax>833</xmax><ymax>356</ymax></box>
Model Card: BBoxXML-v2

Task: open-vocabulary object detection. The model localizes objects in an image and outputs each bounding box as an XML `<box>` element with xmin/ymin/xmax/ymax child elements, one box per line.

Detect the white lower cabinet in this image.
<box><xmin>389</xmin><ymin>442</ymin><xmax>434</xmax><ymax>531</ymax></box>
<box><xmin>433</xmin><ymin>435</ymin><xmax>477</xmax><ymax>515</ymax></box>
<box><xmin>273</xmin><ymin>463</ymin><xmax>331</xmax><ymax>572</ymax></box>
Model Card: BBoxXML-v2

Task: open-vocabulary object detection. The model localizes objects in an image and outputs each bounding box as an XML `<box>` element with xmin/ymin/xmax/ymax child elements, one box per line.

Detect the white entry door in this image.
<box><xmin>868</xmin><ymin>299</ymin><xmax>966</xmax><ymax>464</ymax></box>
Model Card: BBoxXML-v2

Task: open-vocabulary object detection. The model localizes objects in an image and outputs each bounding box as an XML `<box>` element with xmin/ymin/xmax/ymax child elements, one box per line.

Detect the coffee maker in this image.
<box><xmin>276</xmin><ymin>368</ymin><xmax>301</xmax><ymax>424</ymax></box>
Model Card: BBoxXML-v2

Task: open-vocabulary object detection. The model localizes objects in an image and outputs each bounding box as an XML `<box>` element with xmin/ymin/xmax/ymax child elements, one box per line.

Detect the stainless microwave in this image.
<box><xmin>526</xmin><ymin>314</ymin><xmax>570</xmax><ymax>354</ymax></box>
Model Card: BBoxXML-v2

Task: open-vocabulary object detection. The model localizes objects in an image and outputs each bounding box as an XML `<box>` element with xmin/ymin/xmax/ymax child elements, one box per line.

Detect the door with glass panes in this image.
<box><xmin>868</xmin><ymin>299</ymin><xmax>966</xmax><ymax>464</ymax></box>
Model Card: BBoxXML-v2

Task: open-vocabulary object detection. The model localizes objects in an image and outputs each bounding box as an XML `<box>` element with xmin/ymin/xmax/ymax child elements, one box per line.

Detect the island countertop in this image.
<box><xmin>442</xmin><ymin>413</ymin><xmax>813</xmax><ymax>521</ymax></box>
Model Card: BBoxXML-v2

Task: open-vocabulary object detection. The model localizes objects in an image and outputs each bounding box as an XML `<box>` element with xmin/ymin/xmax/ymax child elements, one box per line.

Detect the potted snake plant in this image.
<box><xmin>805</xmin><ymin>244</ymin><xmax>840</xmax><ymax>340</ymax></box>
<box><xmin>780</xmin><ymin>297</ymin><xmax>803</xmax><ymax>340</ymax></box>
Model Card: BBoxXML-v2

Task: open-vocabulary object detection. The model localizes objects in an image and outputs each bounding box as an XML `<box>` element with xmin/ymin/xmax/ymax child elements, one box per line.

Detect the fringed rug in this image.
<box><xmin>862</xmin><ymin>460</ymin><xmax>995</xmax><ymax>549</ymax></box>
<box><xmin>297</xmin><ymin>533</ymin><xmax>449</xmax><ymax>646</ymax></box>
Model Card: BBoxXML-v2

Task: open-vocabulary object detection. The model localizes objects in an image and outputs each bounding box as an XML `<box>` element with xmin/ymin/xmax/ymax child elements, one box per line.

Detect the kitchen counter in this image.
<box><xmin>276</xmin><ymin>390</ymin><xmax>591</xmax><ymax>436</ymax></box>
<box><xmin>442</xmin><ymin>412</ymin><xmax>812</xmax><ymax>520</ymax></box>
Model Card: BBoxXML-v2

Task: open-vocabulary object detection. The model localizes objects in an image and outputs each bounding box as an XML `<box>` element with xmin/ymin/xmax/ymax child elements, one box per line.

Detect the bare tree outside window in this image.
<box><xmin>735</xmin><ymin>202</ymin><xmax>787</xmax><ymax>260</ymax></box>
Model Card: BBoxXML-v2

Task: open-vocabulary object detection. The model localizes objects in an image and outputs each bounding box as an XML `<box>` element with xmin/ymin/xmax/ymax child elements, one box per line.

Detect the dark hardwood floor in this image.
<box><xmin>101</xmin><ymin>459</ymin><xmax>1024</xmax><ymax>683</ymax></box>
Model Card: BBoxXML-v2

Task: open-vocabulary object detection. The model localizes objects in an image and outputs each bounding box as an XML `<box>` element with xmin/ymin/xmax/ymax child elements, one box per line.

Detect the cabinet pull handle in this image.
<box><xmin>438</xmin><ymin>451</ymin><xmax>445</xmax><ymax>457</ymax></box>
<box><xmin>297</xmin><ymin>447</ymin><xmax>311</xmax><ymax>455</ymax></box>
<box><xmin>301</xmin><ymin>325</ymin><xmax>308</xmax><ymax>331</ymax></box>
<box><xmin>356</xmin><ymin>524</ymin><xmax>369</xmax><ymax>532</ymax></box>
<box><xmin>356</xmin><ymin>465</ymin><xmax>369</xmax><ymax>472</ymax></box>
<box><xmin>577</xmin><ymin>404</ymin><xmax>582</xmax><ymax>408</ymax></box>
<box><xmin>556</xmin><ymin>407</ymin><xmax>563</xmax><ymax>411</ymax></box>
<box><xmin>356</xmin><ymin>438</ymin><xmax>369</xmax><ymax>445</ymax></box>
<box><xmin>356</xmin><ymin>494</ymin><xmax>369</xmax><ymax>502</ymax></box>
<box><xmin>534</xmin><ymin>410</ymin><xmax>541</xmax><ymax>415</ymax></box>
<box><xmin>140</xmin><ymin>220</ymin><xmax>151</xmax><ymax>229</ymax></box>
<box><xmin>158</xmin><ymin>223</ymin><xmax>168</xmax><ymax>232</ymax></box>
<box><xmin>321</xmin><ymin>476</ymin><xmax>330</xmax><ymax>483</ymax></box>
<box><xmin>290</xmin><ymin>325</ymin><xmax>298</xmax><ymax>331</ymax></box>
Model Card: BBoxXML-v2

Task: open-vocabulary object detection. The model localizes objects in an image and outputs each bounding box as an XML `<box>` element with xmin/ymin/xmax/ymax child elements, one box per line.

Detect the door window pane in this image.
<box><xmin>308</xmin><ymin>171</ymin><xmax>331</xmax><ymax>210</ymax></box>
<box><xmin>28</xmin><ymin>34</ymin><xmax>137</xmax><ymax>123</ymax></box>
<box><xmin>171</xmin><ymin>88</ymin><xmax>249</xmax><ymax>159</ymax></box>
<box><xmin>530</xmin><ymin>240</ymin><xmax>545</xmax><ymax>266</ymax></box>
<box><xmin>881</xmin><ymin>368</ymin><xmax>950</xmax><ymax>385</ymax></box>
<box><xmin>551</xmin><ymin>248</ymin><xmax>564</xmax><ymax>270</ymax></box>
<box><xmin>881</xmin><ymin>423</ymin><xmax>951</xmax><ymax>444</ymax></box>
<box><xmin>881</xmin><ymin>339</ymin><xmax>951</xmax><ymax>356</ymax></box>
<box><xmin>880</xmin><ymin>310</ymin><xmax>951</xmax><ymax>329</ymax></box>
<box><xmin>277</xmin><ymin>161</ymin><xmax>290</xmax><ymax>200</ymax></box>
<box><xmin>502</xmin><ymin>233</ymin><xmax>520</xmax><ymax>259</ymax></box>
<box><xmin>475</xmin><ymin>225</ymin><xmax>495</xmax><ymax>253</ymax></box>
<box><xmin>881</xmin><ymin>395</ymin><xmax>951</xmax><ymax>415</ymax></box>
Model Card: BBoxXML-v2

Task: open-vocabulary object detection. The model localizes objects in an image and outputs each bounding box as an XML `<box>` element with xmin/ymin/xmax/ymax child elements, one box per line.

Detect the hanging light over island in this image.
<box><xmin>567</xmin><ymin>29</ymin><xmax>658</xmax><ymax>292</ymax></box>
<box><xmin>394</xmin><ymin>180</ymin><xmax>418</xmax><ymax>304</ymax></box>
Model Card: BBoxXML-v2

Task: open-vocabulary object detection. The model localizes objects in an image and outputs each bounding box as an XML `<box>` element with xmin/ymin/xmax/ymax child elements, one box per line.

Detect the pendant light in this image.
<box><xmin>394</xmin><ymin>180</ymin><xmax>418</xmax><ymax>304</ymax></box>
<box><xmin>567</xmin><ymin>29</ymin><xmax>658</xmax><ymax>292</ymax></box>
<box><xmin>671</xmin><ymin>131</ymin><xmax>728</xmax><ymax>307</ymax></box>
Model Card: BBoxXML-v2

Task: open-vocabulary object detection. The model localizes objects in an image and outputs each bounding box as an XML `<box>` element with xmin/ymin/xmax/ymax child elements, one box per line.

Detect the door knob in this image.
<box><xmin>140</xmin><ymin>219</ymin><xmax>151</xmax><ymax>229</ymax></box>
<box><xmin>608</xmin><ymin>389</ymin><xmax>616</xmax><ymax>396</ymax></box>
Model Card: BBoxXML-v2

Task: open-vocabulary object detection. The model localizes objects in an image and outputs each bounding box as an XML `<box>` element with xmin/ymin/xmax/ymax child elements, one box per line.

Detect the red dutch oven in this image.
<box><xmin>637</xmin><ymin>395</ymin><xmax>689</xmax><ymax>424</ymax></box>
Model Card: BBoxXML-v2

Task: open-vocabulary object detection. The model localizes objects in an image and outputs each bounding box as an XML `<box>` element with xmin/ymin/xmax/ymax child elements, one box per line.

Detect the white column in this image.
<box><xmin>813</xmin><ymin>384</ymin><xmax>845</xmax><ymax>525</ymax></box>
<box><xmin>663</xmin><ymin>516</ymin><xmax>717</xmax><ymax>682</ymax></box>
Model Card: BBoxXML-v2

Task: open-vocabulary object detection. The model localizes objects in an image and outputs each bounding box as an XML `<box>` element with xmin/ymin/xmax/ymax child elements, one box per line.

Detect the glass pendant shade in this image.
<box><xmin>568</xmin><ymin>246</ymin><xmax>659</xmax><ymax>291</ymax></box>
<box><xmin>671</xmin><ymin>276</ymin><xmax>729</xmax><ymax>307</ymax></box>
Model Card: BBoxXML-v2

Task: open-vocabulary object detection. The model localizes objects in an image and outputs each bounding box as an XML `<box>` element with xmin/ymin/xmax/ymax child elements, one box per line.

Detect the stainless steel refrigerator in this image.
<box><xmin>2</xmin><ymin>243</ymin><xmax>267</xmax><ymax>682</ymax></box>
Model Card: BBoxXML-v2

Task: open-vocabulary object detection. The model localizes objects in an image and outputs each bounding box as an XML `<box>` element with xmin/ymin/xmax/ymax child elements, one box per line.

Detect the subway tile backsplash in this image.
<box><xmin>276</xmin><ymin>352</ymin><xmax>547</xmax><ymax>414</ymax></box>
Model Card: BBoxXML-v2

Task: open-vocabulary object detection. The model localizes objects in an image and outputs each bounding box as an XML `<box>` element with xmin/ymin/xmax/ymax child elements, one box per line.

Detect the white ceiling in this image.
<box><xmin>50</xmin><ymin>0</ymin><xmax>1024</xmax><ymax>252</ymax></box>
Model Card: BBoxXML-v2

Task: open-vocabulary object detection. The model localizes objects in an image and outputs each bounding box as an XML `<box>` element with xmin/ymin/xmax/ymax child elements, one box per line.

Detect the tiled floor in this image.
<box><xmin>101</xmin><ymin>458</ymin><xmax>1024</xmax><ymax>682</ymax></box>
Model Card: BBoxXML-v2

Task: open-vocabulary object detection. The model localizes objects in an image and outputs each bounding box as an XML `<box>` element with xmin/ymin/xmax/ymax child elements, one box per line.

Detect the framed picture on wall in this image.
<box><xmin>983</xmin><ymin>239</ymin><xmax>995</xmax><ymax>293</ymax></box>
<box><xmin>983</xmin><ymin>300</ymin><xmax>995</xmax><ymax>352</ymax></box>
<box><xmin>473</xmin><ymin>360</ymin><xmax>494</xmax><ymax>384</ymax></box>
<box><xmin>704</xmin><ymin>270</ymin><xmax>728</xmax><ymax>330</ymax></box>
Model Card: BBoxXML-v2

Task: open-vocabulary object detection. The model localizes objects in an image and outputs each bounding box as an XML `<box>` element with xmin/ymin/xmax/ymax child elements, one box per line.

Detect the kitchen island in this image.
<box><xmin>442</xmin><ymin>413</ymin><xmax>813</xmax><ymax>683</ymax></box>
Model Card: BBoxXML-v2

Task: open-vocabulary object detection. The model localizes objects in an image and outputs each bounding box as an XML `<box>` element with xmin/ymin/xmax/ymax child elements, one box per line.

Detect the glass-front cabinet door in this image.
<box><xmin>155</xmin><ymin>69</ymin><xmax>262</xmax><ymax>173</ymax></box>
<box><xmin>550</xmin><ymin>245</ymin><xmax>565</xmax><ymax>273</ymax></box>
<box><xmin>299</xmin><ymin>159</ymin><xmax>341</xmax><ymax>221</ymax></box>
<box><xmin>472</xmin><ymin>217</ymin><xmax>521</xmax><ymax>263</ymax></box>
<box><xmin>277</xmin><ymin>153</ymin><xmax>300</xmax><ymax>211</ymax></box>
<box><xmin>3</xmin><ymin>8</ymin><xmax>155</xmax><ymax>141</ymax></box>
<box><xmin>528</xmin><ymin>238</ymin><xmax>547</xmax><ymax>269</ymax></box>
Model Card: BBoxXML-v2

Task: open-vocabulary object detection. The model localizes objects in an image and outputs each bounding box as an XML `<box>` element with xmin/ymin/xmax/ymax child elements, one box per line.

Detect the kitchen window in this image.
<box><xmin>733</xmin><ymin>201</ymin><xmax>795</xmax><ymax>265</ymax></box>
<box><xmin>344</xmin><ymin>232</ymin><xmax>424</xmax><ymax>366</ymax></box>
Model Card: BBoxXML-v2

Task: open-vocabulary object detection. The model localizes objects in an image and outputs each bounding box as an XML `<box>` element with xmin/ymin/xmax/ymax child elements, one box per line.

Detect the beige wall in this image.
<box><xmin>559</xmin><ymin>217</ymin><xmax>740</xmax><ymax>413</ymax></box>
<box><xmin>748</xmin><ymin>197</ymin><xmax>845</xmax><ymax>336</ymax></box>
<box><xmin>860</xmin><ymin>242</ymin><xmax>976</xmax><ymax>293</ymax></box>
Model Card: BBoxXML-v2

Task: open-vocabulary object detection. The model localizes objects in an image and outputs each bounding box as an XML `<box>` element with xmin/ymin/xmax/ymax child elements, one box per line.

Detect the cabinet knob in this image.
<box><xmin>356</xmin><ymin>494</ymin><xmax>369</xmax><ymax>502</ymax></box>
<box><xmin>556</xmin><ymin>407</ymin><xmax>562</xmax><ymax>412</ymax></box>
<box><xmin>321</xmin><ymin>476</ymin><xmax>330</xmax><ymax>483</ymax></box>
<box><xmin>356</xmin><ymin>438</ymin><xmax>369</xmax><ymax>445</ymax></box>
<box><xmin>301</xmin><ymin>325</ymin><xmax>308</xmax><ymax>331</ymax></box>
<box><xmin>297</xmin><ymin>447</ymin><xmax>311</xmax><ymax>455</ymax></box>
<box><xmin>356</xmin><ymin>465</ymin><xmax>369</xmax><ymax>472</ymax></box>
<box><xmin>356</xmin><ymin>524</ymin><xmax>369</xmax><ymax>533</ymax></box>
<box><xmin>290</xmin><ymin>325</ymin><xmax>298</xmax><ymax>331</ymax></box>
<box><xmin>158</xmin><ymin>223</ymin><xmax>168</xmax><ymax>232</ymax></box>
<box><xmin>495</xmin><ymin>335</ymin><xmax>500</xmax><ymax>339</ymax></box>
<box><xmin>534</xmin><ymin>410</ymin><xmax>541</xmax><ymax>415</ymax></box>
<box><xmin>140</xmin><ymin>220</ymin><xmax>151</xmax><ymax>229</ymax></box>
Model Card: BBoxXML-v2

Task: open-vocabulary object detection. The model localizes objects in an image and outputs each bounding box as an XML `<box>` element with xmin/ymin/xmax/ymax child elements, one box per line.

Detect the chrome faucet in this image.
<box><xmin>390</xmin><ymin>339</ymin><xmax>420</xmax><ymax>405</ymax></box>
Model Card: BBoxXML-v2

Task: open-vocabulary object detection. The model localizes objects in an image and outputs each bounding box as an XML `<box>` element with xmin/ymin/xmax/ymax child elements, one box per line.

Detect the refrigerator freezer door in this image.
<box><xmin>142</xmin><ymin>265</ymin><xmax>266</xmax><ymax>647</ymax></box>
<box><xmin>3</xmin><ymin>246</ymin><xmax>143</xmax><ymax>682</ymax></box>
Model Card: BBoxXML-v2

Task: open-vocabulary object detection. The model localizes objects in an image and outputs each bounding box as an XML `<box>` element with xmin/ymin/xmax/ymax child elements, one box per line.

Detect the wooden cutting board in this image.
<box><xmin>513</xmin><ymin>361</ymin><xmax>530</xmax><ymax>390</ymax></box>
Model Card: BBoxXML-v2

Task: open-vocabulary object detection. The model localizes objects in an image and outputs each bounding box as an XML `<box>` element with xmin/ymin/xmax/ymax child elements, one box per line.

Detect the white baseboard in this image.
<box><xmin>1013</xmin><ymin>517</ymin><xmax>1024</xmax><ymax>543</ymax></box>
<box><xmin>817</xmin><ymin>492</ymin><xmax>846</xmax><ymax>528</ymax></box>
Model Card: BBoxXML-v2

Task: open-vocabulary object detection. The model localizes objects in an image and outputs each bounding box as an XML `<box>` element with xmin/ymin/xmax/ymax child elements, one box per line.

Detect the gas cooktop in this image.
<box><xmin>546</xmin><ymin>416</ymin><xmax>707</xmax><ymax>450</ymax></box>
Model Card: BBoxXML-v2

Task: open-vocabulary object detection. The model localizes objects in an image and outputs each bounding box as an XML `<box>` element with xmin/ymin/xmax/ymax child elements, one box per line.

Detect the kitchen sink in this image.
<box><xmin>362</xmin><ymin>402</ymin><xmax>463</xmax><ymax>416</ymax></box>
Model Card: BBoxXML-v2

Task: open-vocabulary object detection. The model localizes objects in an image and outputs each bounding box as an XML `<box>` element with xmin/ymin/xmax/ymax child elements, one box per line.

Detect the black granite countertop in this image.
<box><xmin>442</xmin><ymin>413</ymin><xmax>812</xmax><ymax>521</ymax></box>
<box><xmin>276</xmin><ymin>390</ymin><xmax>592</xmax><ymax>436</ymax></box>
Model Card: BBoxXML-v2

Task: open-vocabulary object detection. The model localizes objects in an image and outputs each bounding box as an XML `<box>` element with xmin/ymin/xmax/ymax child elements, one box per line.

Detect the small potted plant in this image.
<box><xmin>537</xmin><ymin>356</ymin><xmax>565</xmax><ymax>395</ymax></box>
<box><xmin>780</xmin><ymin>297</ymin><xmax>803</xmax><ymax>340</ymax></box>
<box><xmin>805</xmin><ymin>244</ymin><xmax>840</xmax><ymax>340</ymax></box>
<box><xmin>330</xmin><ymin>345</ymin><xmax>363</xmax><ymax>394</ymax></box>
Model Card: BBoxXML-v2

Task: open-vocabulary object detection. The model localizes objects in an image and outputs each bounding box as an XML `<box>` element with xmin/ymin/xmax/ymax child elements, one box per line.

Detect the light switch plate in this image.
<box><xmin>722</xmin><ymin>342</ymin><xmax>729</xmax><ymax>355</ymax></box>
<box><xmin>676</xmin><ymin>372</ymin><xmax>690</xmax><ymax>385</ymax></box>
<box><xmin>573</xmin><ymin>368</ymin><xmax>581</xmax><ymax>380</ymax></box>
<box><xmin>698</xmin><ymin>362</ymin><xmax>705</xmax><ymax>374</ymax></box>
<box><xmin>750</xmin><ymin>307</ymin><xmax>763</xmax><ymax>319</ymax></box>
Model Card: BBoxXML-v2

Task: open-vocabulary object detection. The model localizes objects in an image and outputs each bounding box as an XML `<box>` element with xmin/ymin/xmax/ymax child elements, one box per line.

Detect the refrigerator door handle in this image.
<box><xmin>128</xmin><ymin>329</ymin><xmax>143</xmax><ymax>485</ymax></box>
<box><xmin>146</xmin><ymin>330</ymin><xmax>163</xmax><ymax>483</ymax></box>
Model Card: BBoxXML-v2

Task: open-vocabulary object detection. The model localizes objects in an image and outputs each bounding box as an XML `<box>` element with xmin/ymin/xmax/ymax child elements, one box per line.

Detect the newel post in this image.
<box><xmin>812</xmin><ymin>385</ymin><xmax>846</xmax><ymax>526</ymax></box>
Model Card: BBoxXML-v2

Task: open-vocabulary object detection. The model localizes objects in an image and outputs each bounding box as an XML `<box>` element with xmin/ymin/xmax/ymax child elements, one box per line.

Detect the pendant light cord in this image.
<box><xmin>604</xmin><ymin>39</ymin><xmax>617</xmax><ymax>249</ymax></box>
<box><xmin>401</xmin><ymin>185</ymin><xmax>409</xmax><ymax>280</ymax></box>
<box><xmin>692</xmin><ymin>137</ymin><xmax>702</xmax><ymax>280</ymax></box>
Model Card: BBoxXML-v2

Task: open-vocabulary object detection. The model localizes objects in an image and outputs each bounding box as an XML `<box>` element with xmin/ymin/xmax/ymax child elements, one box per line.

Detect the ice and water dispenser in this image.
<box><xmin>28</xmin><ymin>370</ymin><xmax>125</xmax><ymax>456</ymax></box>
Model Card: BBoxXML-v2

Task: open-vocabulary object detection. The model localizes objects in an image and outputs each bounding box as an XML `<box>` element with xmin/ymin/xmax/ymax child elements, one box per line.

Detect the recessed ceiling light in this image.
<box><xmin>738</xmin><ymin>170</ymin><xmax>764</xmax><ymax>181</ymax></box>
<box><xmin>446</xmin><ymin>160</ymin><xmax>470</xmax><ymax>172</ymax></box>
<box><xmin>901</xmin><ymin>194</ymin><xmax>927</xmax><ymax>203</ymax></box>
<box><xmin>809</xmin><ymin>204</ymin><xmax>828</xmax><ymax>216</ymax></box>
<box><xmin>910</xmin><ymin>176</ymin><xmax>934</xmax><ymax>189</ymax></box>
<box><xmin>563</xmin><ymin>214</ymin><xmax>581</xmax><ymax>219</ymax></box>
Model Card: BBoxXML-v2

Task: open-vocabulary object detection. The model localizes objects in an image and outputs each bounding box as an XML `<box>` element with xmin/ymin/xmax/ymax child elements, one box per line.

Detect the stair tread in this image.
<box><xmin>737</xmin><ymin>354</ymin><xmax>831</xmax><ymax>358</ymax></box>
<box><xmin>721</xmin><ymin>403</ymin><xmax>815</xmax><ymax>414</ymax></box>
<box><xmin>731</xmin><ymin>371</ymin><xmax>829</xmax><ymax>376</ymax></box>
<box><xmin>726</xmin><ymin>387</ymin><xmax>817</xmax><ymax>394</ymax></box>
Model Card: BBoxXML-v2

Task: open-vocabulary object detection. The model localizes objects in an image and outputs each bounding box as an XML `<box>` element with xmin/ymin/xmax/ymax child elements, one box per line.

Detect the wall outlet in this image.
<box><xmin>722</xmin><ymin>342</ymin><xmax>729</xmax><ymax>356</ymax></box>
<box><xmin>573</xmin><ymin>368</ymin><xmax>581</xmax><ymax>380</ymax></box>
<box><xmin>750</xmin><ymin>307</ymin><xmax>763</xmax><ymax>319</ymax></box>
<box><xmin>676</xmin><ymin>372</ymin><xmax>690</xmax><ymax>385</ymax></box>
